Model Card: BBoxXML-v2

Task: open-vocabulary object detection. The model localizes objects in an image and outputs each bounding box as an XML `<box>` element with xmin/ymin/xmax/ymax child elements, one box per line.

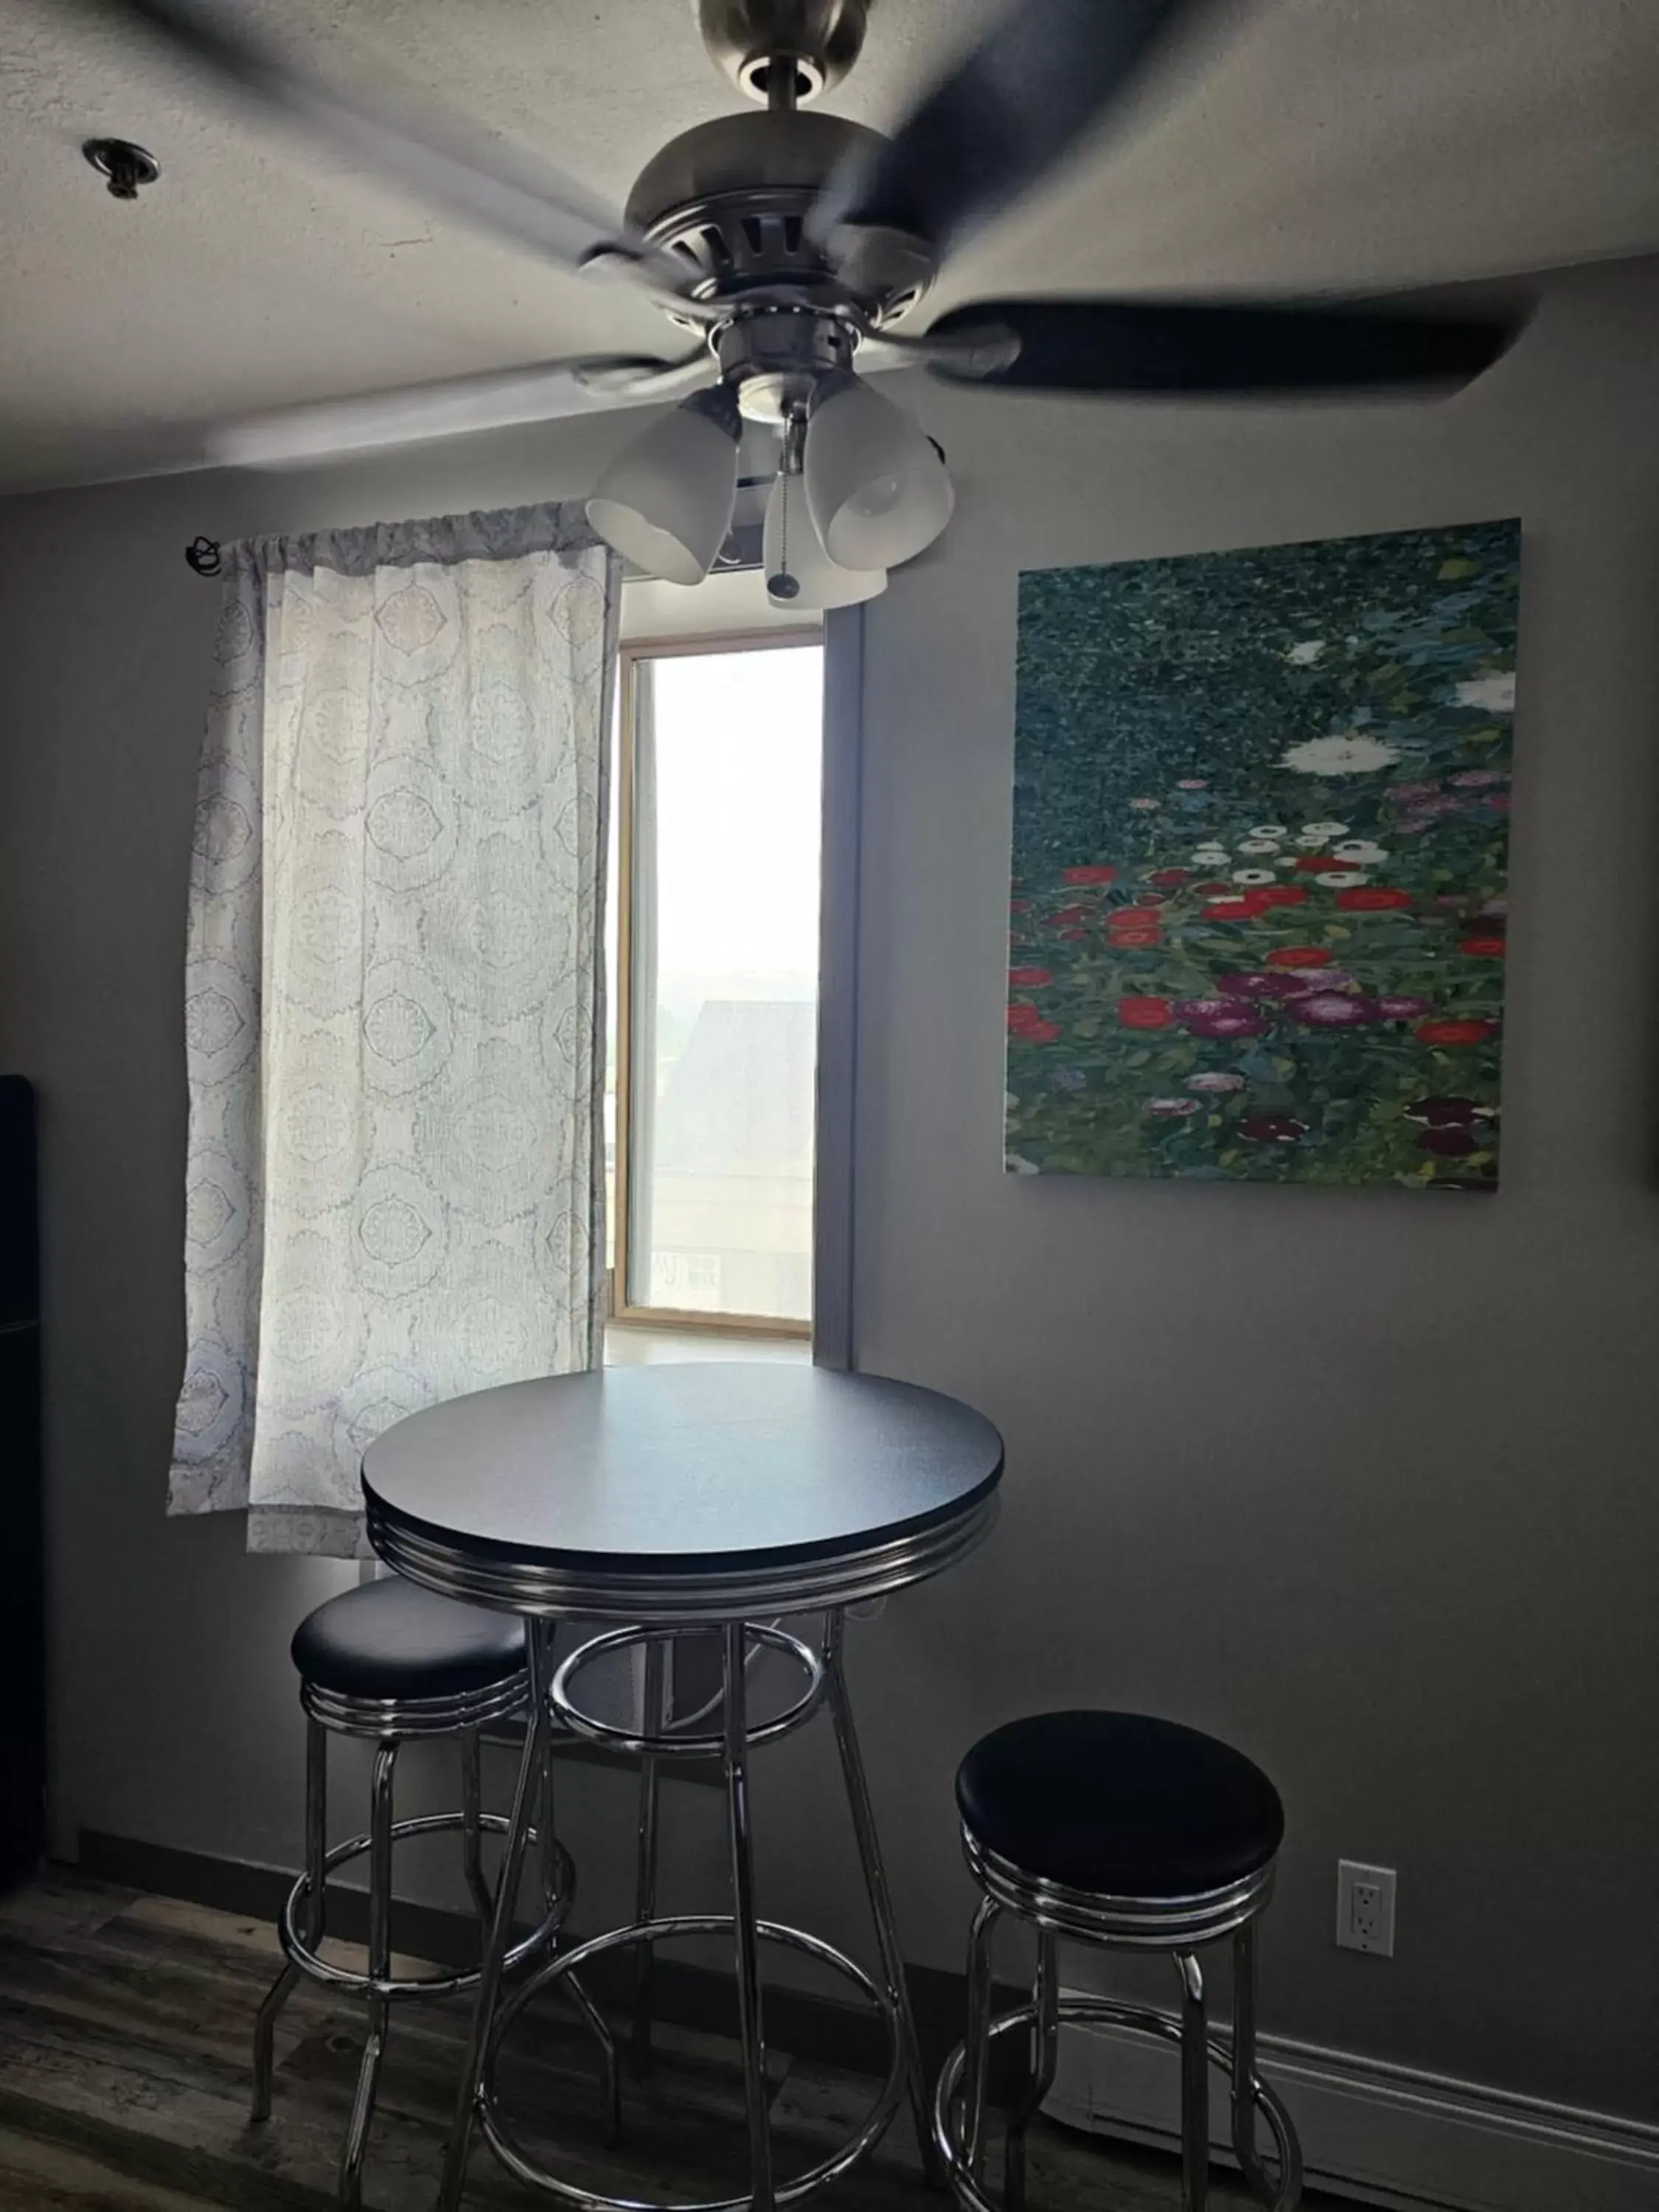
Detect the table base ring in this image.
<box><xmin>476</xmin><ymin>1914</ymin><xmax>907</xmax><ymax>2212</ymax></box>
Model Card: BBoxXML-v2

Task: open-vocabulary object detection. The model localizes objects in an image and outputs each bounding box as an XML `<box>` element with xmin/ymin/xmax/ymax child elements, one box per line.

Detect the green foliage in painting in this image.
<box><xmin>1006</xmin><ymin>520</ymin><xmax>1520</xmax><ymax>1189</ymax></box>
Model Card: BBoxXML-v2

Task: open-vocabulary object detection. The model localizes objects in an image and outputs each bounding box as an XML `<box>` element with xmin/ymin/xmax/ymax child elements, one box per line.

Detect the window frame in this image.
<box><xmin>610</xmin><ymin>626</ymin><xmax>827</xmax><ymax>1340</ymax></box>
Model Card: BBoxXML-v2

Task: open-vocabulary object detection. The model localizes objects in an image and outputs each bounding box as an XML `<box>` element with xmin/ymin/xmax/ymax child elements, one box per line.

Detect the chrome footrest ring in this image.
<box><xmin>476</xmin><ymin>1913</ymin><xmax>906</xmax><ymax>2210</ymax></box>
<box><xmin>279</xmin><ymin>1811</ymin><xmax>573</xmax><ymax>2002</ymax></box>
<box><xmin>933</xmin><ymin>1994</ymin><xmax>1302</xmax><ymax>2212</ymax></box>
<box><xmin>551</xmin><ymin>1623</ymin><xmax>827</xmax><ymax>1759</ymax></box>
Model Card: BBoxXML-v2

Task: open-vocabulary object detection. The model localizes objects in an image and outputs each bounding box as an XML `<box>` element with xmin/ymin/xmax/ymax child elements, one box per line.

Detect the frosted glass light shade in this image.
<box><xmin>763</xmin><ymin>470</ymin><xmax>886</xmax><ymax>611</ymax></box>
<box><xmin>586</xmin><ymin>393</ymin><xmax>740</xmax><ymax>585</ymax></box>
<box><xmin>804</xmin><ymin>378</ymin><xmax>954</xmax><ymax>571</ymax></box>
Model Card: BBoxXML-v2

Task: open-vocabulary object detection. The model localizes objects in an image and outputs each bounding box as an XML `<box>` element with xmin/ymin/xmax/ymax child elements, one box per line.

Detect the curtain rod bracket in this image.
<box><xmin>185</xmin><ymin>538</ymin><xmax>223</xmax><ymax>577</ymax></box>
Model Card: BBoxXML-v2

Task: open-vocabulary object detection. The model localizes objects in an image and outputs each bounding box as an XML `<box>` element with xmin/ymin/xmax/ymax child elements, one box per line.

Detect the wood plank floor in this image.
<box><xmin>0</xmin><ymin>1871</ymin><xmax>1389</xmax><ymax>2211</ymax></box>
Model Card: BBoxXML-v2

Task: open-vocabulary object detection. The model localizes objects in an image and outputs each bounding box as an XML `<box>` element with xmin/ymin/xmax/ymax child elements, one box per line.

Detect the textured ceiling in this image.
<box><xmin>4</xmin><ymin>0</ymin><xmax>1658</xmax><ymax>492</ymax></box>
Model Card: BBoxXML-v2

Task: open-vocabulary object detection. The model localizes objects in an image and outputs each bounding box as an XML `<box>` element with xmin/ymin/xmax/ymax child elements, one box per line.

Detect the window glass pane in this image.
<box><xmin>627</xmin><ymin>644</ymin><xmax>822</xmax><ymax>1323</ymax></box>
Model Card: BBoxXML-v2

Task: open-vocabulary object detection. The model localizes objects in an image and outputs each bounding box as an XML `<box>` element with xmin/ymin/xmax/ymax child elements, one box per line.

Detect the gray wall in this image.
<box><xmin>2</xmin><ymin>252</ymin><xmax>1657</xmax><ymax>2126</ymax></box>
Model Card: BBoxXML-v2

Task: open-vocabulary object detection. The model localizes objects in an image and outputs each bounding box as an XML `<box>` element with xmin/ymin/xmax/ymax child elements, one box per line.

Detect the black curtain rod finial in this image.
<box><xmin>185</xmin><ymin>537</ymin><xmax>223</xmax><ymax>577</ymax></box>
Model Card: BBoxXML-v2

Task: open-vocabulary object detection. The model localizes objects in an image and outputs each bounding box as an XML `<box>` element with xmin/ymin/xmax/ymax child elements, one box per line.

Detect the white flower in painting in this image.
<box><xmin>1192</xmin><ymin>845</ymin><xmax>1229</xmax><ymax>864</ymax></box>
<box><xmin>1128</xmin><ymin>796</ymin><xmax>1161</xmax><ymax>810</ymax></box>
<box><xmin>1304</xmin><ymin>820</ymin><xmax>1349</xmax><ymax>838</ymax></box>
<box><xmin>1314</xmin><ymin>870</ymin><xmax>1368</xmax><ymax>888</ymax></box>
<box><xmin>1232</xmin><ymin>869</ymin><xmax>1277</xmax><ymax>886</ymax></box>
<box><xmin>1332</xmin><ymin>838</ymin><xmax>1389</xmax><ymax>865</ymax></box>
<box><xmin>1250</xmin><ymin>824</ymin><xmax>1287</xmax><ymax>837</ymax></box>
<box><xmin>1454</xmin><ymin>672</ymin><xmax>1516</xmax><ymax>713</ymax></box>
<box><xmin>1285</xmin><ymin>640</ymin><xmax>1326</xmax><ymax>665</ymax></box>
<box><xmin>1281</xmin><ymin>734</ymin><xmax>1400</xmax><ymax>776</ymax></box>
<box><xmin>1275</xmin><ymin>855</ymin><xmax>1300</xmax><ymax>869</ymax></box>
<box><xmin>1006</xmin><ymin>1152</ymin><xmax>1041</xmax><ymax>1176</ymax></box>
<box><xmin>1237</xmin><ymin>838</ymin><xmax>1280</xmax><ymax>855</ymax></box>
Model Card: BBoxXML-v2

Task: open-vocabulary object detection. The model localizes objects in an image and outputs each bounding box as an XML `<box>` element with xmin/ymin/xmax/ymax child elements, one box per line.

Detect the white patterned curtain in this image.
<box><xmin>169</xmin><ymin>506</ymin><xmax>617</xmax><ymax>1555</ymax></box>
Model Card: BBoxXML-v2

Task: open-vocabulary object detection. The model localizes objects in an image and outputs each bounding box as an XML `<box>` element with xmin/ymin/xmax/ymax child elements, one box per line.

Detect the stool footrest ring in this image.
<box><xmin>934</xmin><ymin>1993</ymin><xmax>1301</xmax><ymax>2212</ymax></box>
<box><xmin>279</xmin><ymin>1811</ymin><xmax>572</xmax><ymax>2002</ymax></box>
<box><xmin>476</xmin><ymin>1913</ymin><xmax>905</xmax><ymax>2211</ymax></box>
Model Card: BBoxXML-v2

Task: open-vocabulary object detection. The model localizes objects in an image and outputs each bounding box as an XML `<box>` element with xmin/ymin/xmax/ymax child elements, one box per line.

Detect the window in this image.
<box><xmin>609</xmin><ymin>633</ymin><xmax>824</xmax><ymax>1336</ymax></box>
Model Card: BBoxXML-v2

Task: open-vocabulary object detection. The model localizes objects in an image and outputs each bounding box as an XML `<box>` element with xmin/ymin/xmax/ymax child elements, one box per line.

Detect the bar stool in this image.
<box><xmin>935</xmin><ymin>1711</ymin><xmax>1302</xmax><ymax>2212</ymax></box>
<box><xmin>251</xmin><ymin>1575</ymin><xmax>610</xmax><ymax>2208</ymax></box>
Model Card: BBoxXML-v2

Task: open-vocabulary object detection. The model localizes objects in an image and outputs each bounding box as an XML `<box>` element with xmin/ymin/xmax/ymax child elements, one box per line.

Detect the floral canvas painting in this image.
<box><xmin>1006</xmin><ymin>520</ymin><xmax>1520</xmax><ymax>1189</ymax></box>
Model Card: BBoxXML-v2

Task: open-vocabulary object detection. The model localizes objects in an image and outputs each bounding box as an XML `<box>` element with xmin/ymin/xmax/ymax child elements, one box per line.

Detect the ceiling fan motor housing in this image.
<box><xmin>625</xmin><ymin>109</ymin><xmax>933</xmax><ymax>418</ymax></box>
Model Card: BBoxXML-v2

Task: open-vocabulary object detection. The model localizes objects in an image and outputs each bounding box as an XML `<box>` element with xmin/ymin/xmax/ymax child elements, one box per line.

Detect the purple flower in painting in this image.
<box><xmin>1479</xmin><ymin>898</ymin><xmax>1509</xmax><ymax>918</ymax></box>
<box><xmin>1293</xmin><ymin>992</ymin><xmax>1382</xmax><ymax>1026</ymax></box>
<box><xmin>1225</xmin><ymin>967</ymin><xmax>1354</xmax><ymax>1001</ymax></box>
<box><xmin>1375</xmin><ymin>994</ymin><xmax>1433</xmax><ymax>1018</ymax></box>
<box><xmin>1214</xmin><ymin>972</ymin><xmax>1282</xmax><ymax>999</ymax></box>
<box><xmin>1390</xmin><ymin>780</ymin><xmax>1438</xmax><ymax>801</ymax></box>
<box><xmin>1238</xmin><ymin>1115</ymin><xmax>1309</xmax><ymax>1144</ymax></box>
<box><xmin>1173</xmin><ymin>998</ymin><xmax>1267</xmax><ymax>1039</ymax></box>
<box><xmin>1049</xmin><ymin>1066</ymin><xmax>1088</xmax><ymax>1093</ymax></box>
<box><xmin>1186</xmin><ymin>1071</ymin><xmax>1247</xmax><ymax>1092</ymax></box>
<box><xmin>1452</xmin><ymin>770</ymin><xmax>1506</xmax><ymax>788</ymax></box>
<box><xmin>1144</xmin><ymin>1096</ymin><xmax>1203</xmax><ymax>1117</ymax></box>
<box><xmin>1419</xmin><ymin>1125</ymin><xmax>1478</xmax><ymax>1156</ymax></box>
<box><xmin>1405</xmin><ymin>1096</ymin><xmax>1492</xmax><ymax>1127</ymax></box>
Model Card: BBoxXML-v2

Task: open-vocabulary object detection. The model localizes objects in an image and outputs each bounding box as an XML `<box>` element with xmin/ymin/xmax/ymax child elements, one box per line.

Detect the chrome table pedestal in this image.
<box><xmin>361</xmin><ymin>1362</ymin><xmax>1004</xmax><ymax>2212</ymax></box>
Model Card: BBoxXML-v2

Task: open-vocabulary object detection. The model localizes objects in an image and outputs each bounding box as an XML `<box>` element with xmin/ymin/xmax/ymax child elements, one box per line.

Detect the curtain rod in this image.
<box><xmin>183</xmin><ymin>519</ymin><xmax>767</xmax><ymax>580</ymax></box>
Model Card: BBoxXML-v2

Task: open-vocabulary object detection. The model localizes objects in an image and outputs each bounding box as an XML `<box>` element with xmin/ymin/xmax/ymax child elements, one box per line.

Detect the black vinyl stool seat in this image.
<box><xmin>291</xmin><ymin>1576</ymin><xmax>526</xmax><ymax>1705</ymax></box>
<box><xmin>956</xmin><ymin>1711</ymin><xmax>1284</xmax><ymax>1899</ymax></box>
<box><xmin>936</xmin><ymin>1711</ymin><xmax>1302</xmax><ymax>2212</ymax></box>
<box><xmin>252</xmin><ymin>1576</ymin><xmax>602</xmax><ymax>2211</ymax></box>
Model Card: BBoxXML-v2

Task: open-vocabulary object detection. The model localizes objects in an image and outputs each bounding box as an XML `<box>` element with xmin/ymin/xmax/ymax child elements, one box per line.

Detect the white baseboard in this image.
<box><xmin>1045</xmin><ymin>1994</ymin><xmax>1659</xmax><ymax>2212</ymax></box>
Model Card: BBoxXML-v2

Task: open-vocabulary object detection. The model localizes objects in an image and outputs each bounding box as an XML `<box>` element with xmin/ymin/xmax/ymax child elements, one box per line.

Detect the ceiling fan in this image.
<box><xmin>89</xmin><ymin>0</ymin><xmax>1527</xmax><ymax>607</ymax></box>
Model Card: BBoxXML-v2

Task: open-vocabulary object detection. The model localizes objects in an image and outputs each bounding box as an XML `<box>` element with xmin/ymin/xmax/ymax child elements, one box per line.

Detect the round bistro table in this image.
<box><xmin>361</xmin><ymin>1361</ymin><xmax>1004</xmax><ymax>2212</ymax></box>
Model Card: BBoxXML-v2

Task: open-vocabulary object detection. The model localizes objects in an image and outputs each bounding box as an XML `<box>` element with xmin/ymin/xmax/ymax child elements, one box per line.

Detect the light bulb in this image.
<box><xmin>586</xmin><ymin>387</ymin><xmax>740</xmax><ymax>585</ymax></box>
<box><xmin>804</xmin><ymin>378</ymin><xmax>954</xmax><ymax>571</ymax></box>
<box><xmin>763</xmin><ymin>469</ymin><xmax>886</xmax><ymax>611</ymax></box>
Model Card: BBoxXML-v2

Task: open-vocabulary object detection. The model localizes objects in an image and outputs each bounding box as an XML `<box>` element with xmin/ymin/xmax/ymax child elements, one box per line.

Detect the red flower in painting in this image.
<box><xmin>1062</xmin><ymin>865</ymin><xmax>1117</xmax><ymax>885</ymax></box>
<box><xmin>1058</xmin><ymin>928</ymin><xmax>1088</xmax><ymax>940</ymax></box>
<box><xmin>1416</xmin><ymin>1018</ymin><xmax>1494</xmax><ymax>1046</ymax></box>
<box><xmin>1048</xmin><ymin>904</ymin><xmax>1091</xmax><ymax>926</ymax></box>
<box><xmin>1008</xmin><ymin>966</ymin><xmax>1052</xmax><ymax>987</ymax></box>
<box><xmin>1293</xmin><ymin>854</ymin><xmax>1340</xmax><ymax>872</ymax></box>
<box><xmin>1459</xmin><ymin>935</ymin><xmax>1506</xmax><ymax>957</ymax></box>
<box><xmin>1193</xmin><ymin>881</ymin><xmax>1233</xmax><ymax>897</ymax></box>
<box><xmin>1107</xmin><ymin>924</ymin><xmax>1164</xmax><ymax>948</ymax></box>
<box><xmin>1147</xmin><ymin>869</ymin><xmax>1189</xmax><ymax>887</ymax></box>
<box><xmin>1116</xmin><ymin>996</ymin><xmax>1173</xmax><ymax>1030</ymax></box>
<box><xmin>1259</xmin><ymin>886</ymin><xmax>1308</xmax><ymax>908</ymax></box>
<box><xmin>1007</xmin><ymin>1004</ymin><xmax>1061</xmax><ymax>1043</ymax></box>
<box><xmin>1338</xmin><ymin>888</ymin><xmax>1412</xmax><ymax>911</ymax></box>
<box><xmin>1023</xmin><ymin>1020</ymin><xmax>1060</xmax><ymax>1043</ymax></box>
<box><xmin>1265</xmin><ymin>946</ymin><xmax>1332</xmax><ymax>970</ymax></box>
<box><xmin>1131</xmin><ymin>892</ymin><xmax>1168</xmax><ymax>908</ymax></box>
<box><xmin>1203</xmin><ymin>894</ymin><xmax>1272</xmax><ymax>920</ymax></box>
<box><xmin>1009</xmin><ymin>899</ymin><xmax>1031</xmax><ymax>915</ymax></box>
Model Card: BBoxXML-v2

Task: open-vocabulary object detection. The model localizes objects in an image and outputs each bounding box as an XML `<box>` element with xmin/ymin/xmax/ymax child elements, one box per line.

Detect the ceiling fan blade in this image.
<box><xmin>813</xmin><ymin>0</ymin><xmax>1217</xmax><ymax>260</ymax></box>
<box><xmin>209</xmin><ymin>352</ymin><xmax>714</xmax><ymax>468</ymax></box>
<box><xmin>82</xmin><ymin>0</ymin><xmax>669</xmax><ymax>287</ymax></box>
<box><xmin>918</xmin><ymin>296</ymin><xmax>1528</xmax><ymax>395</ymax></box>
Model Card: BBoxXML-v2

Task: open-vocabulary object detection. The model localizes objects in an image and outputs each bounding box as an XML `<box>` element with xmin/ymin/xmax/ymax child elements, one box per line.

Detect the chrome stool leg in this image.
<box><xmin>723</xmin><ymin>1619</ymin><xmax>776</xmax><ymax>2212</ymax></box>
<box><xmin>959</xmin><ymin>1896</ymin><xmax>1002</xmax><ymax>2190</ymax></box>
<box><xmin>823</xmin><ymin>1610</ymin><xmax>941</xmax><ymax>2183</ymax></box>
<box><xmin>1003</xmin><ymin>1931</ymin><xmax>1058</xmax><ymax>2212</ymax></box>
<box><xmin>461</xmin><ymin>1728</ymin><xmax>494</xmax><ymax>1925</ymax></box>
<box><xmin>341</xmin><ymin>1739</ymin><xmax>397</xmax><ymax>2210</ymax></box>
<box><xmin>251</xmin><ymin>1717</ymin><xmax>328</xmax><ymax>2122</ymax></box>
<box><xmin>631</xmin><ymin>1635</ymin><xmax>669</xmax><ymax>2076</ymax></box>
<box><xmin>1179</xmin><ymin>1952</ymin><xmax>1210</xmax><ymax>2212</ymax></box>
<box><xmin>437</xmin><ymin>1624</ymin><xmax>554</xmax><ymax>2212</ymax></box>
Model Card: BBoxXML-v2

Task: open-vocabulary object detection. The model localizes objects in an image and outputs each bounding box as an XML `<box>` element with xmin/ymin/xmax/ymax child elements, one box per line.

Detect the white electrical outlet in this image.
<box><xmin>1336</xmin><ymin>1860</ymin><xmax>1397</xmax><ymax>1955</ymax></box>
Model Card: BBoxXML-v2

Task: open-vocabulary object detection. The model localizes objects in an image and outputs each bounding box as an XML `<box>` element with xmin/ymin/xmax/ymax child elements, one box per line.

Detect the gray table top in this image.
<box><xmin>361</xmin><ymin>1363</ymin><xmax>1004</xmax><ymax>1583</ymax></box>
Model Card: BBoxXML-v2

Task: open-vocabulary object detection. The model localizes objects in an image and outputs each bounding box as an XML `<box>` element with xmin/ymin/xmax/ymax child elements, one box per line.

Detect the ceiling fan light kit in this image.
<box><xmin>586</xmin><ymin>384</ymin><xmax>744</xmax><ymax>588</ymax></box>
<box><xmin>102</xmin><ymin>0</ymin><xmax>1530</xmax><ymax>592</ymax></box>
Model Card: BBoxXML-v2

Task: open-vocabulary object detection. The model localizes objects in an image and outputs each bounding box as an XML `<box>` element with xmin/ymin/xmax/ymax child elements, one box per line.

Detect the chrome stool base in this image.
<box><xmin>934</xmin><ymin>1986</ymin><xmax>1302</xmax><ymax>2212</ymax></box>
<box><xmin>254</xmin><ymin>1665</ymin><xmax>608</xmax><ymax>2211</ymax></box>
